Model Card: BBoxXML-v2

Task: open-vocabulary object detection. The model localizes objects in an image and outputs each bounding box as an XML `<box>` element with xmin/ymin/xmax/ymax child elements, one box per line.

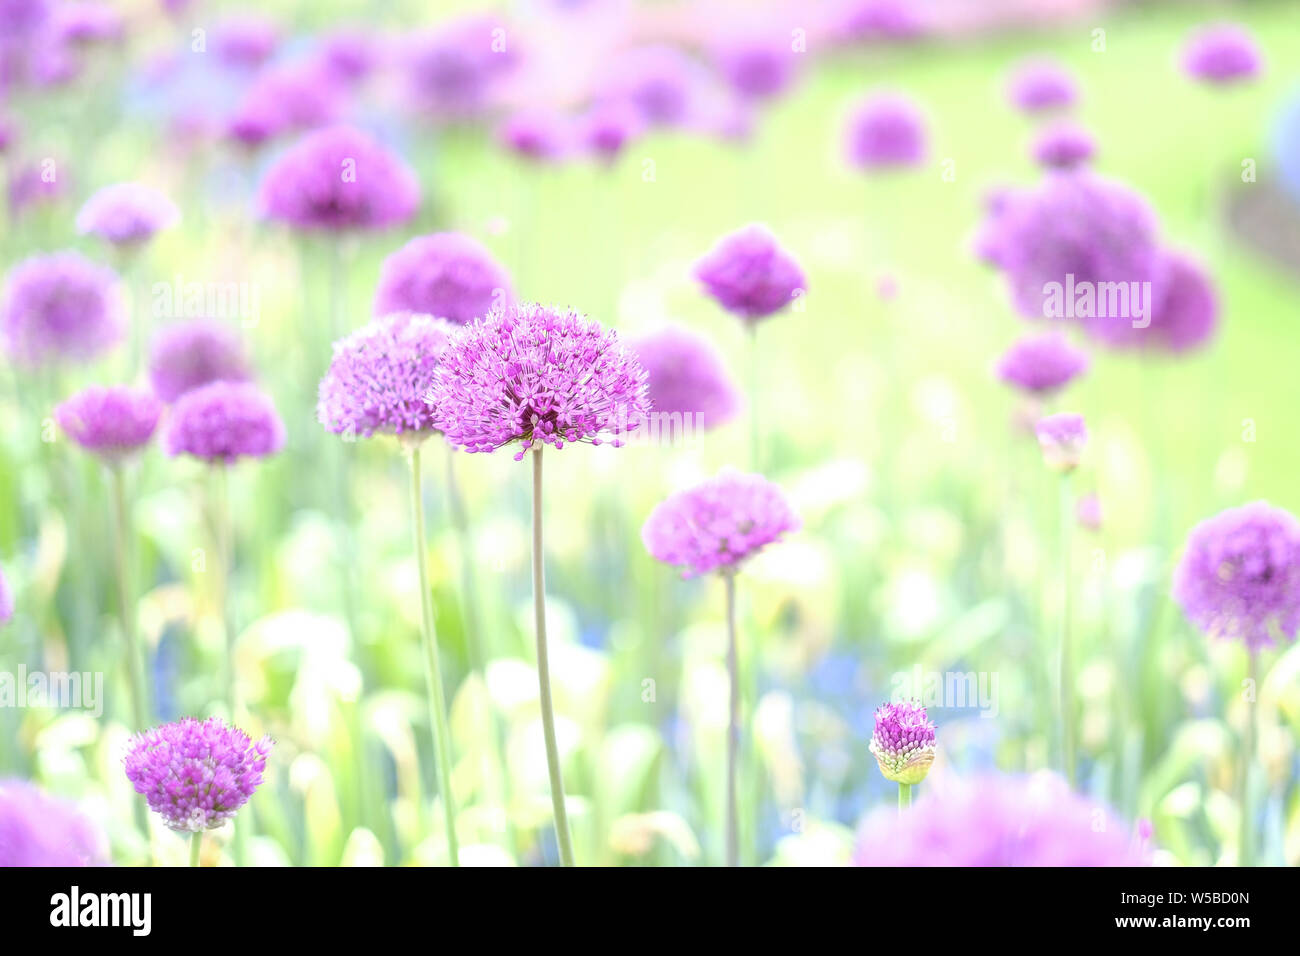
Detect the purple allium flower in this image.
<box><xmin>996</xmin><ymin>332</ymin><xmax>1089</xmax><ymax>395</ymax></box>
<box><xmin>164</xmin><ymin>381</ymin><xmax>285</xmax><ymax>464</ymax></box>
<box><xmin>642</xmin><ymin>469</ymin><xmax>799</xmax><ymax>578</ymax></box>
<box><xmin>1006</xmin><ymin>58</ymin><xmax>1079</xmax><ymax>114</ymax></box>
<box><xmin>427</xmin><ymin>303</ymin><xmax>650</xmax><ymax>459</ymax></box>
<box><xmin>148</xmin><ymin>319</ymin><xmax>253</xmax><ymax>403</ymax></box>
<box><xmin>1182</xmin><ymin>23</ymin><xmax>1262</xmax><ymax>86</ymax></box>
<box><xmin>498</xmin><ymin>109</ymin><xmax>569</xmax><ymax>162</ymax></box>
<box><xmin>577</xmin><ymin>101</ymin><xmax>644</xmax><ymax>164</ymax></box>
<box><xmin>5</xmin><ymin>159</ymin><xmax>67</xmax><ymax>217</ymax></box>
<box><xmin>852</xmin><ymin>772</ymin><xmax>1150</xmax><ymax>866</ymax></box>
<box><xmin>76</xmin><ymin>183</ymin><xmax>179</xmax><ymax>247</ymax></box>
<box><xmin>123</xmin><ymin>717</ymin><xmax>273</xmax><ymax>832</ymax></box>
<box><xmin>869</xmin><ymin>700</ymin><xmax>936</xmax><ymax>785</ymax></box>
<box><xmin>833</xmin><ymin>0</ymin><xmax>929</xmax><ymax>44</ymax></box>
<box><xmin>844</xmin><ymin>92</ymin><xmax>928</xmax><ymax>170</ymax></box>
<box><xmin>629</xmin><ymin>325</ymin><xmax>740</xmax><ymax>431</ymax></box>
<box><xmin>712</xmin><ymin>35</ymin><xmax>798</xmax><ymax>102</ymax></box>
<box><xmin>694</xmin><ymin>224</ymin><xmax>806</xmax><ymax>323</ymax></box>
<box><xmin>971</xmin><ymin>185</ymin><xmax>1019</xmax><ymax>268</ymax></box>
<box><xmin>403</xmin><ymin>16</ymin><xmax>518</xmax><ymax>121</ymax></box>
<box><xmin>1174</xmin><ymin>502</ymin><xmax>1300</xmax><ymax>652</ymax></box>
<box><xmin>1076</xmin><ymin>492</ymin><xmax>1102</xmax><ymax>532</ymax></box>
<box><xmin>225</xmin><ymin>61</ymin><xmax>345</xmax><ymax>148</ymax></box>
<box><xmin>0</xmin><ymin>0</ymin><xmax>48</xmax><ymax>37</ymax></box>
<box><xmin>1082</xmin><ymin>249</ymin><xmax>1217</xmax><ymax>354</ymax></box>
<box><xmin>995</xmin><ymin>172</ymin><xmax>1164</xmax><ymax>319</ymax></box>
<box><xmin>318</xmin><ymin>312</ymin><xmax>454</xmax><ymax>440</ymax></box>
<box><xmin>51</xmin><ymin>2</ymin><xmax>124</xmax><ymax>46</ymax></box>
<box><xmin>316</xmin><ymin>29</ymin><xmax>376</xmax><ymax>83</ymax></box>
<box><xmin>1</xmin><ymin>252</ymin><xmax>122</xmax><ymax>367</ymax></box>
<box><xmin>258</xmin><ymin>125</ymin><xmax>420</xmax><ymax>232</ymax></box>
<box><xmin>373</xmin><ymin>232</ymin><xmax>513</xmax><ymax>324</ymax></box>
<box><xmin>213</xmin><ymin>15</ymin><xmax>280</xmax><ymax>70</ymax></box>
<box><xmin>1031</xmin><ymin>121</ymin><xmax>1095</xmax><ymax>169</ymax></box>
<box><xmin>598</xmin><ymin>45</ymin><xmax>701</xmax><ymax>127</ymax></box>
<box><xmin>0</xmin><ymin>562</ymin><xmax>11</xmax><ymax>625</ymax></box>
<box><xmin>55</xmin><ymin>386</ymin><xmax>162</xmax><ymax>463</ymax></box>
<box><xmin>1035</xmin><ymin>412</ymin><xmax>1087</xmax><ymax>472</ymax></box>
<box><xmin>0</xmin><ymin>780</ymin><xmax>108</xmax><ymax>865</ymax></box>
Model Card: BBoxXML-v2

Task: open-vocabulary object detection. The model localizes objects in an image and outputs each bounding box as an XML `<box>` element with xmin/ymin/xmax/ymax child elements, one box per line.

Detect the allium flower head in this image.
<box><xmin>51</xmin><ymin>3</ymin><xmax>124</xmax><ymax>46</ymax></box>
<box><xmin>844</xmin><ymin>92</ymin><xmax>928</xmax><ymax>170</ymax></box>
<box><xmin>1</xmin><ymin>252</ymin><xmax>123</xmax><ymax>366</ymax></box>
<box><xmin>598</xmin><ymin>45</ymin><xmax>701</xmax><ymax>127</ymax></box>
<box><xmin>225</xmin><ymin>60</ymin><xmax>345</xmax><ymax>147</ymax></box>
<box><xmin>869</xmin><ymin>700</ymin><xmax>936</xmax><ymax>785</ymax></box>
<box><xmin>214</xmin><ymin>15</ymin><xmax>280</xmax><ymax>69</ymax></box>
<box><xmin>630</xmin><ymin>325</ymin><xmax>740</xmax><ymax>431</ymax></box>
<box><xmin>374</xmin><ymin>232</ymin><xmax>513</xmax><ymax>324</ymax></box>
<box><xmin>1182</xmin><ymin>23</ymin><xmax>1262</xmax><ymax>86</ymax></box>
<box><xmin>403</xmin><ymin>16</ymin><xmax>518</xmax><ymax>121</ymax></box>
<box><xmin>0</xmin><ymin>779</ymin><xmax>107</xmax><ymax>865</ymax></box>
<box><xmin>642</xmin><ymin>469</ymin><xmax>799</xmax><ymax>578</ymax></box>
<box><xmin>124</xmin><ymin>717</ymin><xmax>272</xmax><ymax>832</ymax></box>
<box><xmin>0</xmin><ymin>0</ymin><xmax>48</xmax><ymax>37</ymax></box>
<box><xmin>427</xmin><ymin>303</ymin><xmax>650</xmax><ymax>459</ymax></box>
<box><xmin>713</xmin><ymin>35</ymin><xmax>798</xmax><ymax>101</ymax></box>
<box><xmin>258</xmin><ymin>124</ymin><xmax>419</xmax><ymax>232</ymax></box>
<box><xmin>996</xmin><ymin>332</ymin><xmax>1089</xmax><ymax>395</ymax></box>
<box><xmin>318</xmin><ymin>312</ymin><xmax>454</xmax><ymax>440</ymax></box>
<box><xmin>148</xmin><ymin>319</ymin><xmax>252</xmax><ymax>403</ymax></box>
<box><xmin>76</xmin><ymin>183</ymin><xmax>179</xmax><ymax>247</ymax></box>
<box><xmin>0</xmin><ymin>563</ymin><xmax>11</xmax><ymax>625</ymax></box>
<box><xmin>694</xmin><ymin>224</ymin><xmax>806</xmax><ymax>323</ymax></box>
<box><xmin>833</xmin><ymin>0</ymin><xmax>929</xmax><ymax>44</ymax></box>
<box><xmin>56</xmin><ymin>386</ymin><xmax>162</xmax><ymax>463</ymax></box>
<box><xmin>1086</xmin><ymin>249</ymin><xmax>1218</xmax><ymax>353</ymax></box>
<box><xmin>1174</xmin><ymin>502</ymin><xmax>1300</xmax><ymax>652</ymax></box>
<box><xmin>578</xmin><ymin>101</ymin><xmax>644</xmax><ymax>164</ymax></box>
<box><xmin>1035</xmin><ymin>412</ymin><xmax>1087</xmax><ymax>472</ymax></box>
<box><xmin>164</xmin><ymin>381</ymin><xmax>285</xmax><ymax>464</ymax></box>
<box><xmin>316</xmin><ymin>30</ymin><xmax>376</xmax><ymax>83</ymax></box>
<box><xmin>852</xmin><ymin>772</ymin><xmax>1150</xmax><ymax>866</ymax></box>
<box><xmin>498</xmin><ymin>110</ymin><xmax>569</xmax><ymax>163</ymax></box>
<box><xmin>1031</xmin><ymin>121</ymin><xmax>1095</xmax><ymax>169</ymax></box>
<box><xmin>1006</xmin><ymin>58</ymin><xmax>1079</xmax><ymax>114</ymax></box>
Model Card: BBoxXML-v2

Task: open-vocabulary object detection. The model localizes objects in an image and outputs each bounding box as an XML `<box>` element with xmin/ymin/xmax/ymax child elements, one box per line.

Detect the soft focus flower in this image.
<box><xmin>0</xmin><ymin>562</ymin><xmax>11</xmax><ymax>625</ymax></box>
<box><xmin>1182</xmin><ymin>23</ymin><xmax>1262</xmax><ymax>86</ymax></box>
<box><xmin>844</xmin><ymin>92</ymin><xmax>928</xmax><ymax>170</ymax></box>
<box><xmin>971</xmin><ymin>184</ymin><xmax>1018</xmax><ymax>268</ymax></box>
<box><xmin>1006</xmin><ymin>58</ymin><xmax>1079</xmax><ymax>114</ymax></box>
<box><xmin>996</xmin><ymin>332</ymin><xmax>1089</xmax><ymax>395</ymax></box>
<box><xmin>316</xmin><ymin>29</ymin><xmax>376</xmax><ymax>83</ymax></box>
<box><xmin>1084</xmin><ymin>249</ymin><xmax>1217</xmax><ymax>353</ymax></box>
<box><xmin>0</xmin><ymin>0</ymin><xmax>48</xmax><ymax>37</ymax></box>
<box><xmin>124</xmin><ymin>717</ymin><xmax>273</xmax><ymax>832</ymax></box>
<box><xmin>578</xmin><ymin>101</ymin><xmax>644</xmax><ymax>164</ymax></box>
<box><xmin>258</xmin><ymin>125</ymin><xmax>420</xmax><ymax>232</ymax></box>
<box><xmin>213</xmin><ymin>15</ymin><xmax>280</xmax><ymax>70</ymax></box>
<box><xmin>427</xmin><ymin>303</ymin><xmax>650</xmax><ymax>459</ymax></box>
<box><xmin>598</xmin><ymin>45</ymin><xmax>701</xmax><ymax>127</ymax></box>
<box><xmin>498</xmin><ymin>110</ymin><xmax>569</xmax><ymax>162</ymax></box>
<box><xmin>1031</xmin><ymin>121</ymin><xmax>1095</xmax><ymax>169</ymax></box>
<box><xmin>1035</xmin><ymin>412</ymin><xmax>1087</xmax><ymax>472</ymax></box>
<box><xmin>852</xmin><ymin>772</ymin><xmax>1150</xmax><ymax>866</ymax></box>
<box><xmin>148</xmin><ymin>319</ymin><xmax>253</xmax><ymax>403</ymax></box>
<box><xmin>164</xmin><ymin>381</ymin><xmax>285</xmax><ymax>463</ymax></box>
<box><xmin>1</xmin><ymin>252</ymin><xmax>122</xmax><ymax>366</ymax></box>
<box><xmin>318</xmin><ymin>312</ymin><xmax>454</xmax><ymax>440</ymax></box>
<box><xmin>373</xmin><ymin>232</ymin><xmax>513</xmax><ymax>324</ymax></box>
<box><xmin>712</xmin><ymin>35</ymin><xmax>798</xmax><ymax>101</ymax></box>
<box><xmin>630</xmin><ymin>325</ymin><xmax>740</xmax><ymax>431</ymax></box>
<box><xmin>0</xmin><ymin>780</ymin><xmax>107</xmax><ymax>865</ymax></box>
<box><xmin>832</xmin><ymin>0</ymin><xmax>929</xmax><ymax>44</ymax></box>
<box><xmin>694</xmin><ymin>224</ymin><xmax>806</xmax><ymax>323</ymax></box>
<box><xmin>55</xmin><ymin>386</ymin><xmax>162</xmax><ymax>463</ymax></box>
<box><xmin>869</xmin><ymin>700</ymin><xmax>936</xmax><ymax>785</ymax></box>
<box><xmin>226</xmin><ymin>60</ymin><xmax>345</xmax><ymax>147</ymax></box>
<box><xmin>76</xmin><ymin>183</ymin><xmax>179</xmax><ymax>247</ymax></box>
<box><xmin>7</xmin><ymin>157</ymin><xmax>67</xmax><ymax>216</ymax></box>
<box><xmin>51</xmin><ymin>2</ymin><xmax>123</xmax><ymax>46</ymax></box>
<box><xmin>403</xmin><ymin>16</ymin><xmax>518</xmax><ymax>121</ymax></box>
<box><xmin>1174</xmin><ymin>502</ymin><xmax>1300</xmax><ymax>652</ymax></box>
<box><xmin>1076</xmin><ymin>492</ymin><xmax>1102</xmax><ymax>532</ymax></box>
<box><xmin>642</xmin><ymin>469</ymin><xmax>800</xmax><ymax>578</ymax></box>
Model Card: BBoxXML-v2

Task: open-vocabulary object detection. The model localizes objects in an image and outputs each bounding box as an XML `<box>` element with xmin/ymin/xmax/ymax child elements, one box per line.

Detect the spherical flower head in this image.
<box><xmin>8</xmin><ymin>158</ymin><xmax>68</xmax><ymax>216</ymax></box>
<box><xmin>1035</xmin><ymin>412</ymin><xmax>1087</xmax><ymax>472</ymax></box>
<box><xmin>1</xmin><ymin>252</ymin><xmax>123</xmax><ymax>367</ymax></box>
<box><xmin>214</xmin><ymin>15</ymin><xmax>280</xmax><ymax>70</ymax></box>
<box><xmin>630</xmin><ymin>325</ymin><xmax>740</xmax><ymax>432</ymax></box>
<box><xmin>1076</xmin><ymin>492</ymin><xmax>1102</xmax><ymax>532</ymax></box>
<box><xmin>1182</xmin><ymin>23</ymin><xmax>1262</xmax><ymax>86</ymax></box>
<box><xmin>642</xmin><ymin>469</ymin><xmax>800</xmax><ymax>578</ymax></box>
<box><xmin>427</xmin><ymin>303</ymin><xmax>651</xmax><ymax>458</ymax></box>
<box><xmin>694</xmin><ymin>224</ymin><xmax>806</xmax><ymax>323</ymax></box>
<box><xmin>1031</xmin><ymin>121</ymin><xmax>1095</xmax><ymax>170</ymax></box>
<box><xmin>56</xmin><ymin>386</ymin><xmax>162</xmax><ymax>463</ymax></box>
<box><xmin>498</xmin><ymin>110</ymin><xmax>570</xmax><ymax>163</ymax></box>
<box><xmin>225</xmin><ymin>61</ymin><xmax>345</xmax><ymax>147</ymax></box>
<box><xmin>51</xmin><ymin>2</ymin><xmax>124</xmax><ymax>46</ymax></box>
<box><xmin>713</xmin><ymin>35</ymin><xmax>798</xmax><ymax>101</ymax></box>
<box><xmin>844</xmin><ymin>92</ymin><xmax>928</xmax><ymax>170</ymax></box>
<box><xmin>833</xmin><ymin>0</ymin><xmax>929</xmax><ymax>44</ymax></box>
<box><xmin>0</xmin><ymin>779</ymin><xmax>108</xmax><ymax>865</ymax></box>
<box><xmin>0</xmin><ymin>563</ymin><xmax>11</xmax><ymax>625</ymax></box>
<box><xmin>402</xmin><ymin>16</ymin><xmax>518</xmax><ymax>121</ymax></box>
<box><xmin>1085</xmin><ymin>249</ymin><xmax>1217</xmax><ymax>353</ymax></box>
<box><xmin>578</xmin><ymin>101</ymin><xmax>644</xmax><ymax>164</ymax></box>
<box><xmin>164</xmin><ymin>381</ymin><xmax>285</xmax><ymax>464</ymax></box>
<box><xmin>319</xmin><ymin>312</ymin><xmax>454</xmax><ymax>440</ymax></box>
<box><xmin>852</xmin><ymin>772</ymin><xmax>1151</xmax><ymax>866</ymax></box>
<box><xmin>148</xmin><ymin>318</ymin><xmax>252</xmax><ymax>403</ymax></box>
<box><xmin>598</xmin><ymin>45</ymin><xmax>701</xmax><ymax>127</ymax></box>
<box><xmin>124</xmin><ymin>717</ymin><xmax>273</xmax><ymax>832</ymax></box>
<box><xmin>996</xmin><ymin>172</ymin><xmax>1165</xmax><ymax>319</ymax></box>
<box><xmin>996</xmin><ymin>332</ymin><xmax>1089</xmax><ymax>395</ymax></box>
<box><xmin>316</xmin><ymin>30</ymin><xmax>377</xmax><ymax>83</ymax></box>
<box><xmin>1174</xmin><ymin>502</ymin><xmax>1300</xmax><ymax>652</ymax></box>
<box><xmin>869</xmin><ymin>700</ymin><xmax>936</xmax><ymax>785</ymax></box>
<box><xmin>258</xmin><ymin>124</ymin><xmax>419</xmax><ymax>232</ymax></box>
<box><xmin>374</xmin><ymin>232</ymin><xmax>513</xmax><ymax>325</ymax></box>
<box><xmin>1006</xmin><ymin>58</ymin><xmax>1079</xmax><ymax>114</ymax></box>
<box><xmin>76</xmin><ymin>183</ymin><xmax>179</xmax><ymax>247</ymax></box>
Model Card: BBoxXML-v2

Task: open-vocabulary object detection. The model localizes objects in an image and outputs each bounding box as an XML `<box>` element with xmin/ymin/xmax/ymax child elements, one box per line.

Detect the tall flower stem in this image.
<box><xmin>1239</xmin><ymin>651</ymin><xmax>1258</xmax><ymax>867</ymax></box>
<box><xmin>189</xmin><ymin>832</ymin><xmax>202</xmax><ymax>867</ymax></box>
<box><xmin>898</xmin><ymin>782</ymin><xmax>912</xmax><ymax>812</ymax></box>
<box><xmin>108</xmin><ymin>464</ymin><xmax>147</xmax><ymax>731</ymax></box>
<box><xmin>1058</xmin><ymin>472</ymin><xmax>1076</xmax><ymax>786</ymax></box>
<box><xmin>747</xmin><ymin>327</ymin><xmax>760</xmax><ymax>471</ymax></box>
<box><xmin>532</xmin><ymin>446</ymin><xmax>574</xmax><ymax>866</ymax></box>
<box><xmin>724</xmin><ymin>570</ymin><xmax>740</xmax><ymax>867</ymax></box>
<box><xmin>407</xmin><ymin>443</ymin><xmax>460</xmax><ymax>867</ymax></box>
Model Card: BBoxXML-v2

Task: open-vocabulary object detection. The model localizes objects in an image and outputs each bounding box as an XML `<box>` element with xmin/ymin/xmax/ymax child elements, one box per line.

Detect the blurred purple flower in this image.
<box><xmin>1006</xmin><ymin>58</ymin><xmax>1079</xmax><ymax>114</ymax></box>
<box><xmin>1076</xmin><ymin>492</ymin><xmax>1102</xmax><ymax>532</ymax></box>
<box><xmin>832</xmin><ymin>0</ymin><xmax>929</xmax><ymax>44</ymax></box>
<box><xmin>1174</xmin><ymin>502</ymin><xmax>1300</xmax><ymax>652</ymax></box>
<box><xmin>164</xmin><ymin>381</ymin><xmax>285</xmax><ymax>463</ymax></box>
<box><xmin>374</xmin><ymin>232</ymin><xmax>513</xmax><ymax>324</ymax></box>
<box><xmin>1035</xmin><ymin>412</ymin><xmax>1087</xmax><ymax>472</ymax></box>
<box><xmin>712</xmin><ymin>35</ymin><xmax>798</xmax><ymax>102</ymax></box>
<box><xmin>1182</xmin><ymin>23</ymin><xmax>1262</xmax><ymax>86</ymax></box>
<box><xmin>148</xmin><ymin>319</ymin><xmax>252</xmax><ymax>403</ymax></box>
<box><xmin>213</xmin><ymin>15</ymin><xmax>280</xmax><ymax>70</ymax></box>
<box><xmin>0</xmin><ymin>780</ymin><xmax>107</xmax><ymax>865</ymax></box>
<box><xmin>597</xmin><ymin>45</ymin><xmax>701</xmax><ymax>127</ymax></box>
<box><xmin>51</xmin><ymin>2</ymin><xmax>123</xmax><ymax>46</ymax></box>
<box><xmin>55</xmin><ymin>385</ymin><xmax>162</xmax><ymax>463</ymax></box>
<box><xmin>695</xmin><ymin>224</ymin><xmax>805</xmax><ymax>323</ymax></box>
<box><xmin>315</xmin><ymin>29</ymin><xmax>376</xmax><ymax>84</ymax></box>
<box><xmin>869</xmin><ymin>700</ymin><xmax>936</xmax><ymax>785</ymax></box>
<box><xmin>629</xmin><ymin>324</ymin><xmax>740</xmax><ymax>431</ymax></box>
<box><xmin>498</xmin><ymin>109</ymin><xmax>570</xmax><ymax>162</ymax></box>
<box><xmin>996</xmin><ymin>332</ymin><xmax>1089</xmax><ymax>395</ymax></box>
<box><xmin>1</xmin><ymin>251</ymin><xmax>122</xmax><ymax>367</ymax></box>
<box><xmin>1031</xmin><ymin>121</ymin><xmax>1095</xmax><ymax>169</ymax></box>
<box><xmin>76</xmin><ymin>183</ymin><xmax>179</xmax><ymax>247</ymax></box>
<box><xmin>225</xmin><ymin>60</ymin><xmax>345</xmax><ymax>147</ymax></box>
<box><xmin>0</xmin><ymin>0</ymin><xmax>49</xmax><ymax>36</ymax></box>
<box><xmin>577</xmin><ymin>100</ymin><xmax>644</xmax><ymax>164</ymax></box>
<box><xmin>403</xmin><ymin>16</ymin><xmax>517</xmax><ymax>121</ymax></box>
<box><xmin>844</xmin><ymin>92</ymin><xmax>928</xmax><ymax>170</ymax></box>
<box><xmin>642</xmin><ymin>469</ymin><xmax>799</xmax><ymax>578</ymax></box>
<box><xmin>1083</xmin><ymin>249</ymin><xmax>1218</xmax><ymax>352</ymax></box>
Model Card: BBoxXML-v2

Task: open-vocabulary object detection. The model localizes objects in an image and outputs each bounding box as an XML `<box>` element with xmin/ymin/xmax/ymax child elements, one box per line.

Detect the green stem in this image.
<box><xmin>747</xmin><ymin>327</ymin><xmax>760</xmax><ymax>471</ymax></box>
<box><xmin>189</xmin><ymin>832</ymin><xmax>201</xmax><ymax>867</ymax></box>
<box><xmin>724</xmin><ymin>571</ymin><xmax>739</xmax><ymax>867</ymax></box>
<box><xmin>408</xmin><ymin>444</ymin><xmax>460</xmax><ymax>866</ymax></box>
<box><xmin>108</xmin><ymin>464</ymin><xmax>146</xmax><ymax>731</ymax></box>
<box><xmin>1059</xmin><ymin>472</ymin><xmax>1076</xmax><ymax>786</ymax></box>
<box><xmin>898</xmin><ymin>782</ymin><xmax>912</xmax><ymax>812</ymax></box>
<box><xmin>1239</xmin><ymin>651</ymin><xmax>1258</xmax><ymax>867</ymax></box>
<box><xmin>532</xmin><ymin>447</ymin><xmax>574</xmax><ymax>866</ymax></box>
<box><xmin>210</xmin><ymin>463</ymin><xmax>248</xmax><ymax>867</ymax></box>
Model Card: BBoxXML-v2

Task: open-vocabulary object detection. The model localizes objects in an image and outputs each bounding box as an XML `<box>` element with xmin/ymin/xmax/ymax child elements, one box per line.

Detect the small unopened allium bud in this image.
<box><xmin>1035</xmin><ymin>412</ymin><xmax>1087</xmax><ymax>472</ymax></box>
<box><xmin>869</xmin><ymin>700</ymin><xmax>936</xmax><ymax>785</ymax></box>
